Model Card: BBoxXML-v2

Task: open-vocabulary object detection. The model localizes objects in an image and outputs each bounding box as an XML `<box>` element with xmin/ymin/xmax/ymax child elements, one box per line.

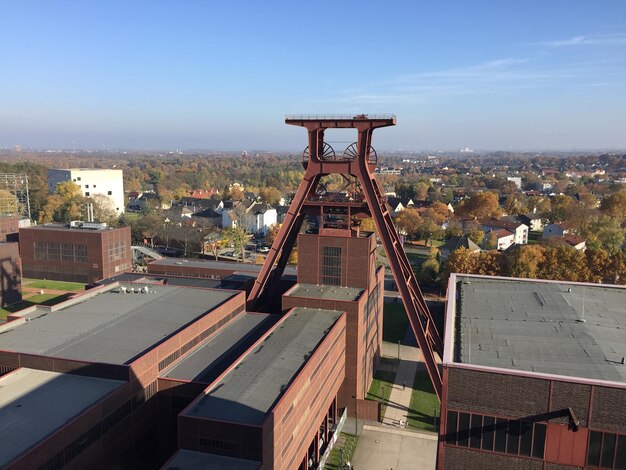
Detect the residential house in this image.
<box><xmin>127</xmin><ymin>191</ymin><xmax>168</xmax><ymax>211</ymax></box>
<box><xmin>221</xmin><ymin>200</ymin><xmax>277</xmax><ymax>235</ymax></box>
<box><xmin>188</xmin><ymin>188</ymin><xmax>219</xmax><ymax>199</ymax></box>
<box><xmin>250</xmin><ymin>204</ymin><xmax>277</xmax><ymax>236</ymax></box>
<box><xmin>177</xmin><ymin>196</ymin><xmax>223</xmax><ymax>214</ymax></box>
<box><xmin>501</xmin><ymin>213</ymin><xmax>544</xmax><ymax>232</ymax></box>
<box><xmin>386</xmin><ymin>197</ymin><xmax>414</xmax><ymax>215</ymax></box>
<box><xmin>543</xmin><ymin>222</ymin><xmax>570</xmax><ymax>239</ymax></box>
<box><xmin>439</xmin><ymin>235</ymin><xmax>480</xmax><ymax>262</ymax></box>
<box><xmin>191</xmin><ymin>207</ymin><xmax>222</xmax><ymax>228</ymax></box>
<box><xmin>461</xmin><ymin>218</ymin><xmax>529</xmax><ymax>245</ymax></box>
<box><xmin>490</xmin><ymin>229</ymin><xmax>515</xmax><ymax>251</ymax></box>
<box><xmin>565</xmin><ymin>235</ymin><xmax>586</xmax><ymax>251</ymax></box>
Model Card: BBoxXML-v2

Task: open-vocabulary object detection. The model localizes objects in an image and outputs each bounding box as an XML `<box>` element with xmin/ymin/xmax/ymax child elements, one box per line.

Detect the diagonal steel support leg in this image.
<box><xmin>248</xmin><ymin>171</ymin><xmax>320</xmax><ymax>311</ymax></box>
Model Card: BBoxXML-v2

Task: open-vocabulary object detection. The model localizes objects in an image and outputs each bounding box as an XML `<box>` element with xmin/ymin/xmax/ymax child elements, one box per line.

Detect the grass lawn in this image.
<box><xmin>383</xmin><ymin>302</ymin><xmax>409</xmax><ymax>343</ymax></box>
<box><xmin>406</xmin><ymin>252</ymin><xmax>428</xmax><ymax>263</ymax></box>
<box><xmin>23</xmin><ymin>278</ymin><xmax>85</xmax><ymax>292</ymax></box>
<box><xmin>0</xmin><ymin>293</ymin><xmax>72</xmax><ymax>320</ymax></box>
<box><xmin>407</xmin><ymin>369</ymin><xmax>441</xmax><ymax>432</ymax></box>
<box><xmin>366</xmin><ymin>369</ymin><xmax>396</xmax><ymax>417</ymax></box>
<box><xmin>324</xmin><ymin>433</ymin><xmax>358</xmax><ymax>470</ymax></box>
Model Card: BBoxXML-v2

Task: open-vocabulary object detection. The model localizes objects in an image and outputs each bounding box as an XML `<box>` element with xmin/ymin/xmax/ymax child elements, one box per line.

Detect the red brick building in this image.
<box><xmin>19</xmin><ymin>222</ymin><xmax>131</xmax><ymax>284</ymax></box>
<box><xmin>0</xmin><ymin>281</ymin><xmax>246</xmax><ymax>469</ymax></box>
<box><xmin>169</xmin><ymin>307</ymin><xmax>346</xmax><ymax>469</ymax></box>
<box><xmin>439</xmin><ymin>274</ymin><xmax>626</xmax><ymax>470</ymax></box>
<box><xmin>282</xmin><ymin>231</ymin><xmax>384</xmax><ymax>418</ymax></box>
<box><xmin>0</xmin><ymin>215</ymin><xmax>19</xmax><ymax>242</ymax></box>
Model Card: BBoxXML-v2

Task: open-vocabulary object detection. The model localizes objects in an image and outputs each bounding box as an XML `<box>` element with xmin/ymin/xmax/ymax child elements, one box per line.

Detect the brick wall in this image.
<box><xmin>550</xmin><ymin>381</ymin><xmax>590</xmax><ymax>426</ymax></box>
<box><xmin>590</xmin><ymin>385</ymin><xmax>626</xmax><ymax>433</ymax></box>
<box><xmin>447</xmin><ymin>367</ymin><xmax>550</xmax><ymax>418</ymax></box>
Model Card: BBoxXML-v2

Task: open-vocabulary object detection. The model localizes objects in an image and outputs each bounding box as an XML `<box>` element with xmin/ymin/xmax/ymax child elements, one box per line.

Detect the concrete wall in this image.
<box><xmin>48</xmin><ymin>169</ymin><xmax>125</xmax><ymax>214</ymax></box>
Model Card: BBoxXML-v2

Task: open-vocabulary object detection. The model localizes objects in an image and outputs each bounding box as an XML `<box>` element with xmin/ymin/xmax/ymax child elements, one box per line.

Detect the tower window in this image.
<box><xmin>321</xmin><ymin>246</ymin><xmax>342</xmax><ymax>285</ymax></box>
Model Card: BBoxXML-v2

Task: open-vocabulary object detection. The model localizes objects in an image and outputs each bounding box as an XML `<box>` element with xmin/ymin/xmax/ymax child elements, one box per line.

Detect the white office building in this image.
<box><xmin>48</xmin><ymin>168</ymin><xmax>125</xmax><ymax>214</ymax></box>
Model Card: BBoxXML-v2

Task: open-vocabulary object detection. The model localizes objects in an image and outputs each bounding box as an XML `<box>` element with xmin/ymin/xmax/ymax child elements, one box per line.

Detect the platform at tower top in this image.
<box><xmin>285</xmin><ymin>114</ymin><xmax>396</xmax><ymax>127</ymax></box>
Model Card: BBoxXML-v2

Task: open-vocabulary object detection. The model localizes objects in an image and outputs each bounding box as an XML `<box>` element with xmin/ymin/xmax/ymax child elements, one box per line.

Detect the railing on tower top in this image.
<box><xmin>285</xmin><ymin>114</ymin><xmax>396</xmax><ymax>121</ymax></box>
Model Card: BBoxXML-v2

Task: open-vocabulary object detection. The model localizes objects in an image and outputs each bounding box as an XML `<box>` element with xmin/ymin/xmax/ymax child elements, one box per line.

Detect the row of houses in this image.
<box><xmin>129</xmin><ymin>193</ymin><xmax>280</xmax><ymax>236</ymax></box>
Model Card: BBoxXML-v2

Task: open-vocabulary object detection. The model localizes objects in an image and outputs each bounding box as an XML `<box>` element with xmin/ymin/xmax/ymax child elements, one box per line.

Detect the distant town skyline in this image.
<box><xmin>1</xmin><ymin>1</ymin><xmax>625</xmax><ymax>151</ymax></box>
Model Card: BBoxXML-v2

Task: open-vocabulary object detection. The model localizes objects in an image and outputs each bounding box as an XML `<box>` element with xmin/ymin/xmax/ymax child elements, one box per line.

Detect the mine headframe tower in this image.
<box><xmin>248</xmin><ymin>114</ymin><xmax>443</xmax><ymax>399</ymax></box>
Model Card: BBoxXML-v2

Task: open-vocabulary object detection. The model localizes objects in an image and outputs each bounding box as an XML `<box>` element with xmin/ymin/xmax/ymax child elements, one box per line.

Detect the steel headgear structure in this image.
<box><xmin>248</xmin><ymin>114</ymin><xmax>443</xmax><ymax>399</ymax></box>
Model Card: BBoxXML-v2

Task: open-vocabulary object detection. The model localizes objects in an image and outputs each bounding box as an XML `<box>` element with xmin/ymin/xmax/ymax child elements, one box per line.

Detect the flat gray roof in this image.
<box><xmin>164</xmin><ymin>450</ymin><xmax>260</xmax><ymax>470</ymax></box>
<box><xmin>455</xmin><ymin>276</ymin><xmax>626</xmax><ymax>382</ymax></box>
<box><xmin>21</xmin><ymin>223</ymin><xmax>122</xmax><ymax>232</ymax></box>
<box><xmin>0</xmin><ymin>284</ymin><xmax>238</xmax><ymax>364</ymax></box>
<box><xmin>150</xmin><ymin>257</ymin><xmax>297</xmax><ymax>275</ymax></box>
<box><xmin>0</xmin><ymin>368</ymin><xmax>124</xmax><ymax>466</ymax></box>
<box><xmin>163</xmin><ymin>313</ymin><xmax>276</xmax><ymax>383</ymax></box>
<box><xmin>98</xmin><ymin>273</ymin><xmax>223</xmax><ymax>289</ymax></box>
<box><xmin>288</xmin><ymin>283</ymin><xmax>364</xmax><ymax>302</ymax></box>
<box><xmin>186</xmin><ymin>308</ymin><xmax>342</xmax><ymax>425</ymax></box>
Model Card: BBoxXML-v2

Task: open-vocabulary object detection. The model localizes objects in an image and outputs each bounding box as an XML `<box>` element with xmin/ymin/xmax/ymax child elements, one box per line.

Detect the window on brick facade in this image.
<box><xmin>446</xmin><ymin>410</ymin><xmax>547</xmax><ymax>460</ymax></box>
<box><xmin>321</xmin><ymin>246</ymin><xmax>342</xmax><ymax>285</ymax></box>
<box><xmin>588</xmin><ymin>431</ymin><xmax>626</xmax><ymax>469</ymax></box>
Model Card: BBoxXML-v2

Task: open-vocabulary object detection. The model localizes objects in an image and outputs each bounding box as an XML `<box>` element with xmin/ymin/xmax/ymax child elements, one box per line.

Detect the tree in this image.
<box><xmin>39</xmin><ymin>194</ymin><xmax>63</xmax><ymax>223</ymax></box>
<box><xmin>203</xmin><ymin>228</ymin><xmax>225</xmax><ymax>260</ymax></box>
<box><xmin>265</xmin><ymin>224</ymin><xmax>280</xmax><ymax>244</ymax></box>
<box><xmin>588</xmin><ymin>216</ymin><xmax>625</xmax><ymax>253</ymax></box>
<box><xmin>538</xmin><ymin>245</ymin><xmax>590</xmax><ymax>282</ymax></box>
<box><xmin>416</xmin><ymin>208</ymin><xmax>445</xmax><ymax>246</ymax></box>
<box><xmin>230</xmin><ymin>187</ymin><xmax>244</xmax><ymax>201</ymax></box>
<box><xmin>586</xmin><ymin>248</ymin><xmax>611</xmax><ymax>284</ymax></box>
<box><xmin>600</xmin><ymin>188</ymin><xmax>626</xmax><ymax>220</ymax></box>
<box><xmin>225</xmin><ymin>226</ymin><xmax>248</xmax><ymax>261</ymax></box>
<box><xmin>475</xmin><ymin>251</ymin><xmax>504</xmax><ymax>276</ymax></box>
<box><xmin>259</xmin><ymin>187</ymin><xmax>282</xmax><ymax>206</ymax></box>
<box><xmin>131</xmin><ymin>213</ymin><xmax>164</xmax><ymax>246</ymax></box>
<box><xmin>464</xmin><ymin>222</ymin><xmax>485</xmax><ymax>245</ymax></box>
<box><xmin>418</xmin><ymin>257</ymin><xmax>440</xmax><ymax>284</ymax></box>
<box><xmin>89</xmin><ymin>194</ymin><xmax>118</xmax><ymax>225</ymax></box>
<box><xmin>502</xmin><ymin>195</ymin><xmax>524</xmax><ymax>215</ymax></box>
<box><xmin>55</xmin><ymin>181</ymin><xmax>82</xmax><ymax>201</ymax></box>
<box><xmin>505</xmin><ymin>245</ymin><xmax>546</xmax><ymax>279</ymax></box>
<box><xmin>455</xmin><ymin>192</ymin><xmax>501</xmax><ymax>218</ymax></box>
<box><xmin>484</xmin><ymin>231</ymin><xmax>499</xmax><ymax>250</ymax></box>
<box><xmin>444</xmin><ymin>248</ymin><xmax>479</xmax><ymax>278</ymax></box>
<box><xmin>394</xmin><ymin>209</ymin><xmax>422</xmax><ymax>238</ymax></box>
<box><xmin>549</xmin><ymin>195</ymin><xmax>575</xmax><ymax>222</ymax></box>
<box><xmin>444</xmin><ymin>219</ymin><xmax>463</xmax><ymax>238</ymax></box>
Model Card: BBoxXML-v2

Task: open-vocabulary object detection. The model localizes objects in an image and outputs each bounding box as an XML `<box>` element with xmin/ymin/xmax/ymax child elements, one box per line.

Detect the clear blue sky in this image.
<box><xmin>1</xmin><ymin>1</ymin><xmax>625</xmax><ymax>151</ymax></box>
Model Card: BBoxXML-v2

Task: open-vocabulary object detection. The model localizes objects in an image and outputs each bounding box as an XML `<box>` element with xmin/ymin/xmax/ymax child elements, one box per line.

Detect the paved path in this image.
<box><xmin>380</xmin><ymin>343</ymin><xmax>422</xmax><ymax>428</ymax></box>
<box><xmin>351</xmin><ymin>424</ymin><xmax>437</xmax><ymax>470</ymax></box>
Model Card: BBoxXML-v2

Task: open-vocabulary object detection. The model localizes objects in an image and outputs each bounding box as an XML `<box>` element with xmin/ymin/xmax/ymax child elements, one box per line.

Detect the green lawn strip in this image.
<box><xmin>0</xmin><ymin>293</ymin><xmax>73</xmax><ymax>320</ymax></box>
<box><xmin>365</xmin><ymin>370</ymin><xmax>396</xmax><ymax>417</ymax></box>
<box><xmin>24</xmin><ymin>293</ymin><xmax>72</xmax><ymax>305</ymax></box>
<box><xmin>406</xmin><ymin>368</ymin><xmax>440</xmax><ymax>432</ymax></box>
<box><xmin>23</xmin><ymin>278</ymin><xmax>85</xmax><ymax>292</ymax></box>
<box><xmin>324</xmin><ymin>433</ymin><xmax>358</xmax><ymax>470</ymax></box>
<box><xmin>383</xmin><ymin>302</ymin><xmax>409</xmax><ymax>343</ymax></box>
<box><xmin>0</xmin><ymin>300</ymin><xmax>35</xmax><ymax>320</ymax></box>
